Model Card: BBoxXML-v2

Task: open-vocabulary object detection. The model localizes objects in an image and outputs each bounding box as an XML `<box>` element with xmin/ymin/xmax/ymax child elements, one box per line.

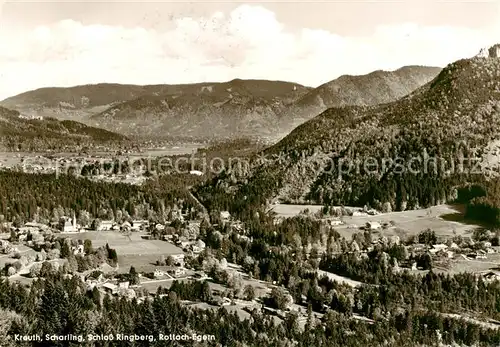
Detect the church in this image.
<box><xmin>61</xmin><ymin>214</ymin><xmax>78</xmax><ymax>233</ymax></box>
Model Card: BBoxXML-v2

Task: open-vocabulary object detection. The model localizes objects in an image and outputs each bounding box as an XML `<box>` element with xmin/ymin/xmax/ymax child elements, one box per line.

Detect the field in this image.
<box><xmin>317</xmin><ymin>270</ymin><xmax>363</xmax><ymax>287</ymax></box>
<box><xmin>270</xmin><ymin>204</ymin><xmax>323</xmax><ymax>218</ymax></box>
<box><xmin>337</xmin><ymin>204</ymin><xmax>480</xmax><ymax>239</ymax></box>
<box><xmin>141</xmin><ymin>278</ymin><xmax>191</xmax><ymax>293</ymax></box>
<box><xmin>62</xmin><ymin>231</ymin><xmax>183</xmax><ymax>271</ymax></box>
<box><xmin>434</xmin><ymin>253</ymin><xmax>500</xmax><ymax>275</ymax></box>
<box><xmin>273</xmin><ymin>204</ymin><xmax>481</xmax><ymax>239</ymax></box>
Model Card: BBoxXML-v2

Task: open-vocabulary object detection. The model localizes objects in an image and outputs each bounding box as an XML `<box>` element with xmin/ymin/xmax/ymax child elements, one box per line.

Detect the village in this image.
<box><xmin>0</xmin><ymin>208</ymin><xmax>293</xmax><ymax>325</ymax></box>
<box><xmin>1</xmin><ymin>201</ymin><xmax>500</xmax><ymax>330</ymax></box>
<box><xmin>0</xmin><ymin>153</ymin><xmax>151</xmax><ymax>185</ymax></box>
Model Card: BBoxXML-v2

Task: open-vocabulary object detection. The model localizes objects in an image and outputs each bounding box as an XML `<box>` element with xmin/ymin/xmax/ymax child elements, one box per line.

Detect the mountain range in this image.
<box><xmin>276</xmin><ymin>66</ymin><xmax>442</xmax><ymax>137</ymax></box>
<box><xmin>208</xmin><ymin>46</ymin><xmax>500</xmax><ymax>213</ymax></box>
<box><xmin>1</xmin><ymin>67</ymin><xmax>441</xmax><ymax>141</ymax></box>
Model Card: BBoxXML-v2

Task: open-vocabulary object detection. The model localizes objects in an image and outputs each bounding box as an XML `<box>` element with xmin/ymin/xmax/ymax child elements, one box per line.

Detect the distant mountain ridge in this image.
<box><xmin>89</xmin><ymin>79</ymin><xmax>312</xmax><ymax>140</ymax></box>
<box><xmin>276</xmin><ymin>65</ymin><xmax>442</xmax><ymax>138</ymax></box>
<box><xmin>1</xmin><ymin>67</ymin><xmax>441</xmax><ymax>141</ymax></box>
<box><xmin>0</xmin><ymin>106</ymin><xmax>128</xmax><ymax>151</ymax></box>
<box><xmin>1</xmin><ymin>80</ymin><xmax>311</xmax><ymax>141</ymax></box>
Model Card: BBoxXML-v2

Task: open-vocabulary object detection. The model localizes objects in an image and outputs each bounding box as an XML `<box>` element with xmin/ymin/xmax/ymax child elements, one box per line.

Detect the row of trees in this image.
<box><xmin>0</xmin><ymin>171</ymin><xmax>201</xmax><ymax>225</ymax></box>
<box><xmin>1</xmin><ymin>271</ymin><xmax>500</xmax><ymax>347</ymax></box>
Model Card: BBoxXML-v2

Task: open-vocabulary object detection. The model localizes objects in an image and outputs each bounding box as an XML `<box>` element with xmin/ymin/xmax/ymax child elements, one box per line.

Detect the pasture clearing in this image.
<box><xmin>141</xmin><ymin>278</ymin><xmax>191</xmax><ymax>293</ymax></box>
<box><xmin>316</xmin><ymin>269</ymin><xmax>364</xmax><ymax>288</ymax></box>
<box><xmin>270</xmin><ymin>204</ymin><xmax>323</xmax><ymax>218</ymax></box>
<box><xmin>335</xmin><ymin>204</ymin><xmax>480</xmax><ymax>239</ymax></box>
<box><xmin>434</xmin><ymin>253</ymin><xmax>500</xmax><ymax>275</ymax></box>
<box><xmin>62</xmin><ymin>231</ymin><xmax>183</xmax><ymax>270</ymax></box>
<box><xmin>273</xmin><ymin>204</ymin><xmax>481</xmax><ymax>240</ymax></box>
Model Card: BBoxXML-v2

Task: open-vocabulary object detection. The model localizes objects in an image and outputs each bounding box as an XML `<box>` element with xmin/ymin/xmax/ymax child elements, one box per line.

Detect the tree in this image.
<box><xmin>39</xmin><ymin>261</ymin><xmax>53</xmax><ymax>277</ymax></box>
<box><xmin>417</xmin><ymin>253</ymin><xmax>433</xmax><ymax>270</ymax></box>
<box><xmin>270</xmin><ymin>287</ymin><xmax>291</xmax><ymax>310</ymax></box>
<box><xmin>9</xmin><ymin>230</ymin><xmax>18</xmax><ymax>243</ymax></box>
<box><xmin>91</xmin><ymin>219</ymin><xmax>101</xmax><ymax>231</ymax></box>
<box><xmin>61</xmin><ymin>242</ymin><xmax>72</xmax><ymax>259</ymax></box>
<box><xmin>418</xmin><ymin>229</ymin><xmax>437</xmax><ymax>246</ymax></box>
<box><xmin>84</xmin><ymin>239</ymin><xmax>93</xmax><ymax>254</ymax></box>
<box><xmin>91</xmin><ymin>287</ymin><xmax>101</xmax><ymax>310</ymax></box>
<box><xmin>200</xmin><ymin>281</ymin><xmax>212</xmax><ymax>302</ymax></box>
<box><xmin>243</xmin><ymin>285</ymin><xmax>256</xmax><ymax>301</ymax></box>
<box><xmin>106</xmin><ymin>244</ymin><xmax>118</xmax><ymax>264</ymax></box>
<box><xmin>129</xmin><ymin>266</ymin><xmax>139</xmax><ymax>285</ymax></box>
<box><xmin>156</xmin><ymin>255</ymin><xmax>166</xmax><ymax>266</ymax></box>
<box><xmin>36</xmin><ymin>250</ymin><xmax>47</xmax><ymax>262</ymax></box>
<box><xmin>47</xmin><ymin>249</ymin><xmax>61</xmax><ymax>260</ymax></box>
<box><xmin>77</xmin><ymin>210</ymin><xmax>89</xmax><ymax>227</ymax></box>
<box><xmin>29</xmin><ymin>263</ymin><xmax>42</xmax><ymax>278</ymax></box>
<box><xmin>66</xmin><ymin>255</ymin><xmax>78</xmax><ymax>273</ymax></box>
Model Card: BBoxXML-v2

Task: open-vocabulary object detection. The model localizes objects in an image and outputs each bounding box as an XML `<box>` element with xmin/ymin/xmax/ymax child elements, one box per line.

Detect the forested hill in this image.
<box><xmin>0</xmin><ymin>106</ymin><xmax>128</xmax><ymax>151</ymax></box>
<box><xmin>202</xmin><ymin>52</ymin><xmax>500</xmax><ymax>215</ymax></box>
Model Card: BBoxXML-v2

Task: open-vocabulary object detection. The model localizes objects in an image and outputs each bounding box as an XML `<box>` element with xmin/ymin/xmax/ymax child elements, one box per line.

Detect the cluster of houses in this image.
<box><xmin>18</xmin><ymin>114</ymin><xmax>43</xmax><ymax>121</ymax></box>
<box><xmin>0</xmin><ymin>239</ymin><xmax>17</xmax><ymax>254</ymax></box>
<box><xmin>153</xmin><ymin>267</ymin><xmax>186</xmax><ymax>278</ymax></box>
<box><xmin>96</xmin><ymin>220</ymin><xmax>148</xmax><ymax>232</ymax></box>
<box><xmin>84</xmin><ymin>273</ymin><xmax>137</xmax><ymax>299</ymax></box>
<box><xmin>6</xmin><ymin>153</ymin><xmax>151</xmax><ymax>185</ymax></box>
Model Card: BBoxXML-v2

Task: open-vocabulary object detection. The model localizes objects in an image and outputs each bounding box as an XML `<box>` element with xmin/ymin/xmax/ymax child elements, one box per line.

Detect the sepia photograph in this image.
<box><xmin>1</xmin><ymin>0</ymin><xmax>500</xmax><ymax>346</ymax></box>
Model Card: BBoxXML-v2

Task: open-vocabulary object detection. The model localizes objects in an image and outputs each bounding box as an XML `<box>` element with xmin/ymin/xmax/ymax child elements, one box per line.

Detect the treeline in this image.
<box><xmin>461</xmin><ymin>180</ymin><xmax>500</xmax><ymax>226</ymax></box>
<box><xmin>0</xmin><ymin>274</ymin><xmax>499</xmax><ymax>347</ymax></box>
<box><xmin>0</xmin><ymin>171</ymin><xmax>200</xmax><ymax>225</ymax></box>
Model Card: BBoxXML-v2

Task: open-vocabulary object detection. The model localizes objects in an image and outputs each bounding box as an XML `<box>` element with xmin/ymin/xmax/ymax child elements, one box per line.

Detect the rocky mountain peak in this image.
<box><xmin>476</xmin><ymin>44</ymin><xmax>500</xmax><ymax>58</ymax></box>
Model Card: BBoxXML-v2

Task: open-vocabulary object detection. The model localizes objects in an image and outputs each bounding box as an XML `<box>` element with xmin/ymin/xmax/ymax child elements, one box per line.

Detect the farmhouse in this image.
<box><xmin>24</xmin><ymin>222</ymin><xmax>48</xmax><ymax>230</ymax></box>
<box><xmin>171</xmin><ymin>254</ymin><xmax>185</xmax><ymax>266</ymax></box>
<box><xmin>72</xmin><ymin>244</ymin><xmax>85</xmax><ymax>255</ymax></box>
<box><xmin>366</xmin><ymin>221</ymin><xmax>381</xmax><ymax>230</ymax></box>
<box><xmin>220</xmin><ymin>211</ymin><xmax>231</xmax><ymax>220</ymax></box>
<box><xmin>167</xmin><ymin>267</ymin><xmax>185</xmax><ymax>278</ymax></box>
<box><xmin>102</xmin><ymin>283</ymin><xmax>118</xmax><ymax>295</ymax></box>
<box><xmin>121</xmin><ymin>221</ymin><xmax>132</xmax><ymax>231</ymax></box>
<box><xmin>430</xmin><ymin>244</ymin><xmax>448</xmax><ymax>254</ymax></box>
<box><xmin>118</xmin><ymin>281</ymin><xmax>130</xmax><ymax>290</ymax></box>
<box><xmin>131</xmin><ymin>220</ymin><xmax>148</xmax><ymax>231</ymax></box>
<box><xmin>192</xmin><ymin>239</ymin><xmax>206</xmax><ymax>254</ymax></box>
<box><xmin>97</xmin><ymin>220</ymin><xmax>114</xmax><ymax>231</ymax></box>
<box><xmin>330</xmin><ymin>219</ymin><xmax>343</xmax><ymax>226</ymax></box>
<box><xmin>483</xmin><ymin>271</ymin><xmax>500</xmax><ymax>282</ymax></box>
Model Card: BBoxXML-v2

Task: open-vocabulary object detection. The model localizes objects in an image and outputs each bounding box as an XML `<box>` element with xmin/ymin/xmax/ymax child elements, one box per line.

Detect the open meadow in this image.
<box><xmin>273</xmin><ymin>204</ymin><xmax>481</xmax><ymax>240</ymax></box>
<box><xmin>337</xmin><ymin>204</ymin><xmax>480</xmax><ymax>239</ymax></box>
<box><xmin>62</xmin><ymin>231</ymin><xmax>183</xmax><ymax>271</ymax></box>
<box><xmin>270</xmin><ymin>204</ymin><xmax>323</xmax><ymax>218</ymax></box>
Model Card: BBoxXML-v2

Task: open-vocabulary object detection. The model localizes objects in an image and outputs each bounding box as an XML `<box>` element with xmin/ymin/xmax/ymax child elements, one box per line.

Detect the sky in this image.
<box><xmin>0</xmin><ymin>0</ymin><xmax>499</xmax><ymax>100</ymax></box>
